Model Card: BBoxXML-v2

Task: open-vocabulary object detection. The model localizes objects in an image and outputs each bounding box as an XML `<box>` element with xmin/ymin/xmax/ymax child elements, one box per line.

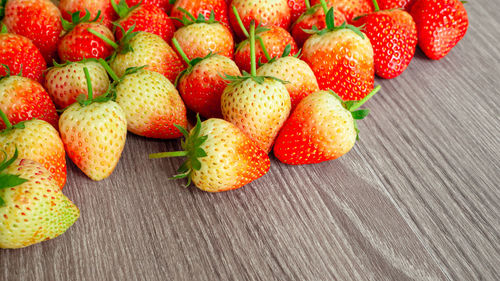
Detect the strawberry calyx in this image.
<box><xmin>0</xmin><ymin>148</ymin><xmax>29</xmax><ymax>207</ymax></box>
<box><xmin>111</xmin><ymin>0</ymin><xmax>141</xmax><ymax>19</ymax></box>
<box><xmin>61</xmin><ymin>9</ymin><xmax>102</xmax><ymax>32</ymax></box>
<box><xmin>171</xmin><ymin>38</ymin><xmax>216</xmax><ymax>86</ymax></box>
<box><xmin>258</xmin><ymin>44</ymin><xmax>301</xmax><ymax>66</ymax></box>
<box><xmin>75</xmin><ymin>66</ymin><xmax>115</xmax><ymax>107</ymax></box>
<box><xmin>149</xmin><ymin>114</ymin><xmax>208</xmax><ymax>187</ymax></box>
<box><xmin>88</xmin><ymin>23</ymin><xmax>136</xmax><ymax>61</ymax></box>
<box><xmin>171</xmin><ymin>8</ymin><xmax>220</xmax><ymax>27</ymax></box>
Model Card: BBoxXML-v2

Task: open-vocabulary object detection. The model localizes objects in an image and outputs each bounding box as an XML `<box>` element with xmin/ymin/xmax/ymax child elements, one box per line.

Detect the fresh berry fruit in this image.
<box><xmin>171</xmin><ymin>0</ymin><xmax>230</xmax><ymax>28</ymax></box>
<box><xmin>352</xmin><ymin>0</ymin><xmax>417</xmax><ymax>79</ymax></box>
<box><xmin>288</xmin><ymin>0</ymin><xmax>308</xmax><ymax>22</ymax></box>
<box><xmin>311</xmin><ymin>0</ymin><xmax>373</xmax><ymax>22</ymax></box>
<box><xmin>257</xmin><ymin>45</ymin><xmax>319</xmax><ymax>110</ymax></box>
<box><xmin>0</xmin><ymin>33</ymin><xmax>46</xmax><ymax>83</ymax></box>
<box><xmin>149</xmin><ymin>116</ymin><xmax>271</xmax><ymax>192</ymax></box>
<box><xmin>274</xmin><ymin>86</ymin><xmax>380</xmax><ymax>164</ymax></box>
<box><xmin>173</xmin><ymin>39</ymin><xmax>241</xmax><ymax>119</ymax></box>
<box><xmin>291</xmin><ymin>1</ymin><xmax>346</xmax><ymax>47</ymax></box>
<box><xmin>109</xmin><ymin>66</ymin><xmax>187</xmax><ymax>139</ymax></box>
<box><xmin>172</xmin><ymin>10</ymin><xmax>234</xmax><ymax>60</ymax></box>
<box><xmin>0</xmin><ymin>150</ymin><xmax>79</xmax><ymax>249</ymax></box>
<box><xmin>229</xmin><ymin>0</ymin><xmax>292</xmax><ymax>39</ymax></box>
<box><xmin>59</xmin><ymin>67</ymin><xmax>127</xmax><ymax>181</ymax></box>
<box><xmin>0</xmin><ymin>69</ymin><xmax>58</xmax><ymax>130</ymax></box>
<box><xmin>3</xmin><ymin>0</ymin><xmax>62</xmax><ymax>63</ymax></box>
<box><xmin>411</xmin><ymin>0</ymin><xmax>468</xmax><ymax>60</ymax></box>
<box><xmin>377</xmin><ymin>0</ymin><xmax>416</xmax><ymax>10</ymax></box>
<box><xmin>0</xmin><ymin>112</ymin><xmax>66</xmax><ymax>189</ymax></box>
<box><xmin>126</xmin><ymin>0</ymin><xmax>172</xmax><ymax>12</ymax></box>
<box><xmin>109</xmin><ymin>29</ymin><xmax>184</xmax><ymax>83</ymax></box>
<box><xmin>44</xmin><ymin>60</ymin><xmax>110</xmax><ymax>109</ymax></box>
<box><xmin>113</xmin><ymin>0</ymin><xmax>175</xmax><ymax>43</ymax></box>
<box><xmin>221</xmin><ymin>22</ymin><xmax>291</xmax><ymax>153</ymax></box>
<box><xmin>58</xmin><ymin>10</ymin><xmax>115</xmax><ymax>62</ymax></box>
<box><xmin>302</xmin><ymin>6</ymin><xmax>374</xmax><ymax>100</ymax></box>
<box><xmin>59</xmin><ymin>0</ymin><xmax>117</xmax><ymax>28</ymax></box>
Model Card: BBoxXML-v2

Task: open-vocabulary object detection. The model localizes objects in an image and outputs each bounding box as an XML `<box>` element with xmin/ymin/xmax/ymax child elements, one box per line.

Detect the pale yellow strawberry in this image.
<box><xmin>173</xmin><ymin>22</ymin><xmax>234</xmax><ymax>59</ymax></box>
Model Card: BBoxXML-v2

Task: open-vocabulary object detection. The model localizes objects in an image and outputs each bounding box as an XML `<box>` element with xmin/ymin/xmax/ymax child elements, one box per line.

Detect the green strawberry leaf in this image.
<box><xmin>0</xmin><ymin>174</ymin><xmax>28</xmax><ymax>190</ymax></box>
<box><xmin>61</xmin><ymin>9</ymin><xmax>102</xmax><ymax>32</ymax></box>
<box><xmin>351</xmin><ymin>109</ymin><xmax>370</xmax><ymax>120</ymax></box>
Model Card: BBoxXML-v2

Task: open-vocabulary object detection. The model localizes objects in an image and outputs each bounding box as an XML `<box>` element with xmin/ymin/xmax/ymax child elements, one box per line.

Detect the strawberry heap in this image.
<box><xmin>0</xmin><ymin>0</ymin><xmax>469</xmax><ymax>248</ymax></box>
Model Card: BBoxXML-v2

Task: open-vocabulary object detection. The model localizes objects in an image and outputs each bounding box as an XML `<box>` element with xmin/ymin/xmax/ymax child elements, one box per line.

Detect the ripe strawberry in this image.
<box><xmin>149</xmin><ymin>116</ymin><xmax>270</xmax><ymax>192</ymax></box>
<box><xmin>0</xmin><ymin>150</ymin><xmax>79</xmax><ymax>249</ymax></box>
<box><xmin>59</xmin><ymin>67</ymin><xmax>127</xmax><ymax>181</ymax></box>
<box><xmin>288</xmin><ymin>0</ymin><xmax>307</xmax><ymax>22</ymax></box>
<box><xmin>3</xmin><ymin>0</ymin><xmax>62</xmax><ymax>63</ymax></box>
<box><xmin>58</xmin><ymin>11</ymin><xmax>115</xmax><ymax>62</ymax></box>
<box><xmin>257</xmin><ymin>45</ymin><xmax>319</xmax><ymax>110</ymax></box>
<box><xmin>302</xmin><ymin>6</ymin><xmax>374</xmax><ymax>100</ymax></box>
<box><xmin>229</xmin><ymin>0</ymin><xmax>291</xmax><ymax>39</ymax></box>
<box><xmin>59</xmin><ymin>0</ymin><xmax>117</xmax><ymax>28</ymax></box>
<box><xmin>45</xmin><ymin>60</ymin><xmax>110</xmax><ymax>109</ymax></box>
<box><xmin>274</xmin><ymin>86</ymin><xmax>381</xmax><ymax>165</ymax></box>
<box><xmin>113</xmin><ymin>1</ymin><xmax>175</xmax><ymax>43</ymax></box>
<box><xmin>0</xmin><ymin>33</ymin><xmax>46</xmax><ymax>83</ymax></box>
<box><xmin>221</xmin><ymin>22</ymin><xmax>291</xmax><ymax>153</ymax></box>
<box><xmin>108</xmin><ymin>65</ymin><xmax>187</xmax><ymax>139</ymax></box>
<box><xmin>311</xmin><ymin>0</ymin><xmax>373</xmax><ymax>22</ymax></box>
<box><xmin>411</xmin><ymin>0</ymin><xmax>468</xmax><ymax>60</ymax></box>
<box><xmin>0</xmin><ymin>69</ymin><xmax>58</xmax><ymax>130</ymax></box>
<box><xmin>172</xmin><ymin>10</ymin><xmax>234</xmax><ymax>60</ymax></box>
<box><xmin>173</xmin><ymin>39</ymin><xmax>241</xmax><ymax>119</ymax></box>
<box><xmin>171</xmin><ymin>0</ymin><xmax>230</xmax><ymax>28</ymax></box>
<box><xmin>0</xmin><ymin>112</ymin><xmax>66</xmax><ymax>189</ymax></box>
<box><xmin>291</xmin><ymin>1</ymin><xmax>346</xmax><ymax>47</ymax></box>
<box><xmin>377</xmin><ymin>0</ymin><xmax>416</xmax><ymax>10</ymax></box>
<box><xmin>109</xmin><ymin>29</ymin><xmax>184</xmax><ymax>83</ymax></box>
<box><xmin>126</xmin><ymin>0</ymin><xmax>172</xmax><ymax>12</ymax></box>
<box><xmin>352</xmin><ymin>0</ymin><xmax>417</xmax><ymax>79</ymax></box>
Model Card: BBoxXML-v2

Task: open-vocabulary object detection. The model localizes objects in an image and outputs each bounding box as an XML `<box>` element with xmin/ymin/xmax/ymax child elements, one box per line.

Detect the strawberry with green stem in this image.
<box><xmin>221</xmin><ymin>21</ymin><xmax>291</xmax><ymax>153</ymax></box>
<box><xmin>0</xmin><ymin>149</ymin><xmax>80</xmax><ymax>249</ymax></box>
<box><xmin>59</xmin><ymin>0</ymin><xmax>117</xmax><ymax>28</ymax></box>
<box><xmin>274</xmin><ymin>86</ymin><xmax>381</xmax><ymax>165</ymax></box>
<box><xmin>149</xmin><ymin>115</ymin><xmax>271</xmax><ymax>192</ymax></box>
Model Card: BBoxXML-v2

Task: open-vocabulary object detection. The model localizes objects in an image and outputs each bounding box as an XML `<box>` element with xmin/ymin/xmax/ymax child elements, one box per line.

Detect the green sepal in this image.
<box><xmin>222</xmin><ymin>71</ymin><xmax>289</xmax><ymax>85</ymax></box>
<box><xmin>61</xmin><ymin>9</ymin><xmax>102</xmax><ymax>32</ymax></box>
<box><xmin>171</xmin><ymin>8</ymin><xmax>219</xmax><ymax>27</ymax></box>
<box><xmin>259</xmin><ymin>44</ymin><xmax>294</xmax><ymax>66</ymax></box>
<box><xmin>111</xmin><ymin>0</ymin><xmax>140</xmax><ymax>19</ymax></box>
<box><xmin>302</xmin><ymin>7</ymin><xmax>365</xmax><ymax>39</ymax></box>
<box><xmin>47</xmin><ymin>58</ymin><xmax>100</xmax><ymax>72</ymax></box>
<box><xmin>175</xmin><ymin>52</ymin><xmax>215</xmax><ymax>86</ymax></box>
<box><xmin>0</xmin><ymin>148</ymin><xmax>28</xmax><ymax>207</ymax></box>
<box><xmin>113</xmin><ymin>23</ymin><xmax>139</xmax><ymax>55</ymax></box>
<box><xmin>0</xmin><ymin>64</ymin><xmax>23</xmax><ymax>80</ymax></box>
<box><xmin>0</xmin><ymin>23</ymin><xmax>7</xmax><ymax>33</ymax></box>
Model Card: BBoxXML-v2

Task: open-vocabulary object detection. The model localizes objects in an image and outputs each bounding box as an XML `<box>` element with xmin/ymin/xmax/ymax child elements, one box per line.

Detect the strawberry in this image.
<box><xmin>311</xmin><ymin>0</ymin><xmax>373</xmax><ymax>22</ymax></box>
<box><xmin>288</xmin><ymin>0</ymin><xmax>308</xmax><ymax>22</ymax></box>
<box><xmin>103</xmin><ymin>62</ymin><xmax>188</xmax><ymax>139</ymax></box>
<box><xmin>59</xmin><ymin>66</ymin><xmax>127</xmax><ymax>181</ymax></box>
<box><xmin>171</xmin><ymin>0</ymin><xmax>230</xmax><ymax>29</ymax></box>
<box><xmin>377</xmin><ymin>0</ymin><xmax>416</xmax><ymax>10</ymax></box>
<box><xmin>149</xmin><ymin>116</ymin><xmax>270</xmax><ymax>192</ymax></box>
<box><xmin>352</xmin><ymin>0</ymin><xmax>417</xmax><ymax>79</ymax></box>
<box><xmin>0</xmin><ymin>32</ymin><xmax>46</xmax><ymax>83</ymax></box>
<box><xmin>59</xmin><ymin>0</ymin><xmax>117</xmax><ymax>28</ymax></box>
<box><xmin>173</xmin><ymin>38</ymin><xmax>241</xmax><ymax>119</ymax></box>
<box><xmin>0</xmin><ymin>68</ymin><xmax>58</xmax><ymax>130</ymax></box>
<box><xmin>274</xmin><ymin>86</ymin><xmax>381</xmax><ymax>165</ymax></box>
<box><xmin>108</xmin><ymin>28</ymin><xmax>184</xmax><ymax>83</ymax></box>
<box><xmin>221</xmin><ymin>22</ymin><xmax>291</xmax><ymax>153</ymax></box>
<box><xmin>229</xmin><ymin>0</ymin><xmax>291</xmax><ymax>39</ymax></box>
<box><xmin>44</xmin><ymin>60</ymin><xmax>110</xmax><ymax>109</ymax></box>
<box><xmin>0</xmin><ymin>112</ymin><xmax>66</xmax><ymax>189</ymax></box>
<box><xmin>411</xmin><ymin>0</ymin><xmax>468</xmax><ymax>60</ymax></box>
<box><xmin>126</xmin><ymin>0</ymin><xmax>172</xmax><ymax>12</ymax></box>
<box><xmin>291</xmin><ymin>1</ymin><xmax>346</xmax><ymax>47</ymax></box>
<box><xmin>112</xmin><ymin>0</ymin><xmax>175</xmax><ymax>43</ymax></box>
<box><xmin>302</xmin><ymin>4</ymin><xmax>374</xmax><ymax>100</ymax></box>
<box><xmin>257</xmin><ymin>45</ymin><xmax>319</xmax><ymax>110</ymax></box>
<box><xmin>0</xmin><ymin>149</ymin><xmax>79</xmax><ymax>249</ymax></box>
<box><xmin>172</xmin><ymin>10</ymin><xmax>234</xmax><ymax>60</ymax></box>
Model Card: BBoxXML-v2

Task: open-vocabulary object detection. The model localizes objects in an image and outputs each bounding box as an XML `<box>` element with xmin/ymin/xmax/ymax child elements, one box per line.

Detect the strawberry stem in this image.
<box><xmin>0</xmin><ymin>108</ymin><xmax>12</xmax><ymax>130</ymax></box>
<box><xmin>350</xmin><ymin>85</ymin><xmax>381</xmax><ymax>111</ymax></box>
<box><xmin>305</xmin><ymin>0</ymin><xmax>311</xmax><ymax>9</ymax></box>
<box><xmin>372</xmin><ymin>0</ymin><xmax>380</xmax><ymax>12</ymax></box>
<box><xmin>171</xmin><ymin>38</ymin><xmax>191</xmax><ymax>65</ymax></box>
<box><xmin>232</xmin><ymin>6</ymin><xmax>249</xmax><ymax>38</ymax></box>
<box><xmin>98</xmin><ymin>58</ymin><xmax>120</xmax><ymax>81</ymax></box>
<box><xmin>250</xmin><ymin>21</ymin><xmax>257</xmax><ymax>77</ymax></box>
<box><xmin>83</xmin><ymin>66</ymin><xmax>94</xmax><ymax>101</ymax></box>
<box><xmin>87</xmin><ymin>28</ymin><xmax>119</xmax><ymax>49</ymax></box>
<box><xmin>257</xmin><ymin>36</ymin><xmax>272</xmax><ymax>61</ymax></box>
<box><xmin>320</xmin><ymin>0</ymin><xmax>329</xmax><ymax>14</ymax></box>
<box><xmin>149</xmin><ymin>151</ymin><xmax>189</xmax><ymax>159</ymax></box>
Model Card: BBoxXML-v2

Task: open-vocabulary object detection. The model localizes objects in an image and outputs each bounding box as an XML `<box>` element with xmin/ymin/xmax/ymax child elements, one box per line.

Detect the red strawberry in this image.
<box><xmin>302</xmin><ymin>6</ymin><xmax>374</xmax><ymax>100</ymax></box>
<box><xmin>44</xmin><ymin>60</ymin><xmax>110</xmax><ymax>109</ymax></box>
<box><xmin>126</xmin><ymin>0</ymin><xmax>172</xmax><ymax>12</ymax></box>
<box><xmin>172</xmin><ymin>10</ymin><xmax>234</xmax><ymax>60</ymax></box>
<box><xmin>113</xmin><ymin>1</ymin><xmax>175</xmax><ymax>43</ymax></box>
<box><xmin>411</xmin><ymin>0</ymin><xmax>468</xmax><ymax>60</ymax></box>
<box><xmin>229</xmin><ymin>0</ymin><xmax>291</xmax><ymax>39</ymax></box>
<box><xmin>291</xmin><ymin>1</ymin><xmax>346</xmax><ymax>47</ymax></box>
<box><xmin>59</xmin><ymin>0</ymin><xmax>117</xmax><ymax>28</ymax></box>
<box><xmin>3</xmin><ymin>0</ymin><xmax>62</xmax><ymax>63</ymax></box>
<box><xmin>173</xmin><ymin>39</ymin><xmax>241</xmax><ymax>119</ymax></box>
<box><xmin>171</xmin><ymin>0</ymin><xmax>230</xmax><ymax>29</ymax></box>
<box><xmin>377</xmin><ymin>0</ymin><xmax>416</xmax><ymax>10</ymax></box>
<box><xmin>287</xmin><ymin>0</ymin><xmax>308</xmax><ymax>22</ymax></box>
<box><xmin>58</xmin><ymin>11</ymin><xmax>115</xmax><ymax>62</ymax></box>
<box><xmin>149</xmin><ymin>116</ymin><xmax>270</xmax><ymax>192</ymax></box>
<box><xmin>0</xmin><ymin>69</ymin><xmax>58</xmax><ymax>130</ymax></box>
<box><xmin>352</xmin><ymin>0</ymin><xmax>417</xmax><ymax>79</ymax></box>
<box><xmin>274</xmin><ymin>86</ymin><xmax>381</xmax><ymax>165</ymax></box>
<box><xmin>0</xmin><ymin>113</ymin><xmax>67</xmax><ymax>190</ymax></box>
<box><xmin>311</xmin><ymin>0</ymin><xmax>373</xmax><ymax>22</ymax></box>
<box><xmin>0</xmin><ymin>33</ymin><xmax>46</xmax><ymax>83</ymax></box>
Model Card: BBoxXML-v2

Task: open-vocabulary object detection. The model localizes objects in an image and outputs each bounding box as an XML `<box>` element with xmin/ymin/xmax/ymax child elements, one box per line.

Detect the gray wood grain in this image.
<box><xmin>1</xmin><ymin>1</ymin><xmax>499</xmax><ymax>280</ymax></box>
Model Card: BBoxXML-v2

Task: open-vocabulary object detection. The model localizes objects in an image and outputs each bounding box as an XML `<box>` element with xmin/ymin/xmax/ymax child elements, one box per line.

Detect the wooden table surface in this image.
<box><xmin>2</xmin><ymin>1</ymin><xmax>500</xmax><ymax>281</ymax></box>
